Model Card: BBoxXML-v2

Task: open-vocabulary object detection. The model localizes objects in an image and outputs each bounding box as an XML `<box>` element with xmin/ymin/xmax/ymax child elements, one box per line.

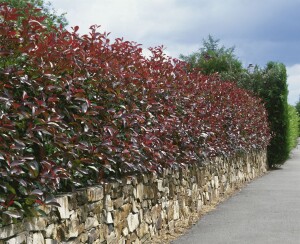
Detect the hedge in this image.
<box><xmin>0</xmin><ymin>4</ymin><xmax>270</xmax><ymax>222</ymax></box>
<box><xmin>287</xmin><ymin>105</ymin><xmax>299</xmax><ymax>152</ymax></box>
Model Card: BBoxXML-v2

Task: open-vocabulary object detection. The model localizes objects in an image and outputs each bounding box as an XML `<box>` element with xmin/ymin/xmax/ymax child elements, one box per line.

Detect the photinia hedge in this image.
<box><xmin>0</xmin><ymin>3</ymin><xmax>270</xmax><ymax>222</ymax></box>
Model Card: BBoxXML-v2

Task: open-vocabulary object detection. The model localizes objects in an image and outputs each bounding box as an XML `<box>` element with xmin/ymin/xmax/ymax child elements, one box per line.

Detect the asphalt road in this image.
<box><xmin>173</xmin><ymin>145</ymin><xmax>300</xmax><ymax>244</ymax></box>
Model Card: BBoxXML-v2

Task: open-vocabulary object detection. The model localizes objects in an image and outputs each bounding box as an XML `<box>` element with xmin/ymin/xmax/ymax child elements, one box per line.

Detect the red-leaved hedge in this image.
<box><xmin>0</xmin><ymin>4</ymin><xmax>270</xmax><ymax>220</ymax></box>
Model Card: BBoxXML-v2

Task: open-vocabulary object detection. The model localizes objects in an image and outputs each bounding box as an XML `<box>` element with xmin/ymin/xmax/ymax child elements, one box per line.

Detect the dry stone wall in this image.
<box><xmin>0</xmin><ymin>150</ymin><xmax>267</xmax><ymax>244</ymax></box>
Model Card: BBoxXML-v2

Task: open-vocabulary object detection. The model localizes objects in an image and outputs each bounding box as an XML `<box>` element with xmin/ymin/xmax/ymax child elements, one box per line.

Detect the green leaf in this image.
<box><xmin>6</xmin><ymin>183</ymin><xmax>16</xmax><ymax>194</ymax></box>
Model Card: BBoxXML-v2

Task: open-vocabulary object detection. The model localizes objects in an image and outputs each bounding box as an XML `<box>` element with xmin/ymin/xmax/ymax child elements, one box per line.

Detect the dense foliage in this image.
<box><xmin>287</xmin><ymin>105</ymin><xmax>299</xmax><ymax>152</ymax></box>
<box><xmin>179</xmin><ymin>35</ymin><xmax>243</xmax><ymax>78</ymax></box>
<box><xmin>2</xmin><ymin>0</ymin><xmax>68</xmax><ymax>28</ymax></box>
<box><xmin>295</xmin><ymin>99</ymin><xmax>300</xmax><ymax>135</ymax></box>
<box><xmin>239</xmin><ymin>63</ymin><xmax>290</xmax><ymax>166</ymax></box>
<box><xmin>181</xmin><ymin>37</ymin><xmax>291</xmax><ymax>167</ymax></box>
<box><xmin>0</xmin><ymin>4</ymin><xmax>270</xmax><ymax>222</ymax></box>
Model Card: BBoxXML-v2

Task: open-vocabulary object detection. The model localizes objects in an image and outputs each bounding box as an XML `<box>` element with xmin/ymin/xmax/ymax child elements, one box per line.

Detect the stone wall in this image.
<box><xmin>0</xmin><ymin>150</ymin><xmax>267</xmax><ymax>244</ymax></box>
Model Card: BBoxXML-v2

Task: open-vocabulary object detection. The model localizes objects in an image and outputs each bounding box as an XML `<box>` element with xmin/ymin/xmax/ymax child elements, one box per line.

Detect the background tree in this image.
<box><xmin>179</xmin><ymin>35</ymin><xmax>243</xmax><ymax>79</ymax></box>
<box><xmin>287</xmin><ymin>105</ymin><xmax>299</xmax><ymax>151</ymax></box>
<box><xmin>2</xmin><ymin>0</ymin><xmax>68</xmax><ymax>28</ymax></box>
<box><xmin>294</xmin><ymin>97</ymin><xmax>300</xmax><ymax>135</ymax></box>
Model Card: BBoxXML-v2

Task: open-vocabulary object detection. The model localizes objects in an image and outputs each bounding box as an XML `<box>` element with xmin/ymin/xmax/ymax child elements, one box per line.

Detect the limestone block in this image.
<box><xmin>161</xmin><ymin>209</ymin><xmax>167</xmax><ymax>220</ymax></box>
<box><xmin>76</xmin><ymin>190</ymin><xmax>88</xmax><ymax>205</ymax></box>
<box><xmin>144</xmin><ymin>210</ymin><xmax>152</xmax><ymax>224</ymax></box>
<box><xmin>107</xmin><ymin>231</ymin><xmax>117</xmax><ymax>244</ymax></box>
<box><xmin>56</xmin><ymin>195</ymin><xmax>70</xmax><ymax>219</ymax></box>
<box><xmin>155</xmin><ymin>215</ymin><xmax>163</xmax><ymax>230</ymax></box>
<box><xmin>142</xmin><ymin>174</ymin><xmax>149</xmax><ymax>184</ymax></box>
<box><xmin>151</xmin><ymin>204</ymin><xmax>161</xmax><ymax>223</ymax></box>
<box><xmin>173</xmin><ymin>200</ymin><xmax>180</xmax><ymax>220</ymax></box>
<box><xmin>45</xmin><ymin>239</ymin><xmax>58</xmax><ymax>244</ymax></box>
<box><xmin>46</xmin><ymin>224</ymin><xmax>55</xmax><ymax>238</ymax></box>
<box><xmin>132</xmin><ymin>176</ymin><xmax>138</xmax><ymax>186</ymax></box>
<box><xmin>25</xmin><ymin>217</ymin><xmax>47</xmax><ymax>231</ymax></box>
<box><xmin>122</xmin><ymin>227</ymin><xmax>129</xmax><ymax>236</ymax></box>
<box><xmin>211</xmin><ymin>179</ymin><xmax>215</xmax><ymax>188</ymax></box>
<box><xmin>79</xmin><ymin>232</ymin><xmax>88</xmax><ymax>243</ymax></box>
<box><xmin>127</xmin><ymin>213</ymin><xmax>139</xmax><ymax>232</ymax></box>
<box><xmin>85</xmin><ymin>216</ymin><xmax>99</xmax><ymax>230</ymax></box>
<box><xmin>140</xmin><ymin>233</ymin><xmax>150</xmax><ymax>243</ymax></box>
<box><xmin>142</xmin><ymin>200</ymin><xmax>148</xmax><ymax>209</ymax></box>
<box><xmin>132</xmin><ymin>200</ymin><xmax>139</xmax><ymax>214</ymax></box>
<box><xmin>214</xmin><ymin>176</ymin><xmax>219</xmax><ymax>189</ymax></box>
<box><xmin>221</xmin><ymin>174</ymin><xmax>226</xmax><ymax>183</ymax></box>
<box><xmin>113</xmin><ymin>197</ymin><xmax>124</xmax><ymax>209</ymax></box>
<box><xmin>122</xmin><ymin>185</ymin><xmax>134</xmax><ymax>195</ymax></box>
<box><xmin>168</xmin><ymin>220</ymin><xmax>175</xmax><ymax>232</ymax></box>
<box><xmin>5</xmin><ymin>232</ymin><xmax>27</xmax><ymax>244</ymax></box>
<box><xmin>197</xmin><ymin>199</ymin><xmax>203</xmax><ymax>211</ymax></box>
<box><xmin>105</xmin><ymin>211</ymin><xmax>114</xmax><ymax>224</ymax></box>
<box><xmin>87</xmin><ymin>186</ymin><xmax>104</xmax><ymax>202</ymax></box>
<box><xmin>118</xmin><ymin>237</ymin><xmax>126</xmax><ymax>244</ymax></box>
<box><xmin>135</xmin><ymin>183</ymin><xmax>144</xmax><ymax>201</ymax></box>
<box><xmin>99</xmin><ymin>224</ymin><xmax>108</xmax><ymax>242</ymax></box>
<box><xmin>0</xmin><ymin>222</ymin><xmax>24</xmax><ymax>239</ymax></box>
<box><xmin>149</xmin><ymin>224</ymin><xmax>155</xmax><ymax>236</ymax></box>
<box><xmin>68</xmin><ymin>219</ymin><xmax>80</xmax><ymax>238</ymax></box>
<box><xmin>105</xmin><ymin>195</ymin><xmax>113</xmax><ymax>212</ymax></box>
<box><xmin>157</xmin><ymin>179</ymin><xmax>164</xmax><ymax>192</ymax></box>
<box><xmin>146</xmin><ymin>185</ymin><xmax>156</xmax><ymax>199</ymax></box>
<box><xmin>88</xmin><ymin>228</ymin><xmax>100</xmax><ymax>243</ymax></box>
<box><xmin>120</xmin><ymin>203</ymin><xmax>132</xmax><ymax>216</ymax></box>
<box><xmin>27</xmin><ymin>232</ymin><xmax>44</xmax><ymax>244</ymax></box>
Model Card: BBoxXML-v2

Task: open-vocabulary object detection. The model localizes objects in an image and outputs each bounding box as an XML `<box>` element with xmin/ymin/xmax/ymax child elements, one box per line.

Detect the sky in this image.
<box><xmin>50</xmin><ymin>0</ymin><xmax>300</xmax><ymax>105</ymax></box>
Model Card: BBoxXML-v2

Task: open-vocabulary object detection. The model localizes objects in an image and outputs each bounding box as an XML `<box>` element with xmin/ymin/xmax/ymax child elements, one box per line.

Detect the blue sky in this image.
<box><xmin>50</xmin><ymin>0</ymin><xmax>300</xmax><ymax>105</ymax></box>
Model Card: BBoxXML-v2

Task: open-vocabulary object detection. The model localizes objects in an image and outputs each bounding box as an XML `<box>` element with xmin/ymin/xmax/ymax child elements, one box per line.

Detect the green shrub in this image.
<box><xmin>179</xmin><ymin>35</ymin><xmax>243</xmax><ymax>76</ymax></box>
<box><xmin>287</xmin><ymin>105</ymin><xmax>299</xmax><ymax>152</ymax></box>
<box><xmin>256</xmin><ymin>62</ymin><xmax>289</xmax><ymax>167</ymax></box>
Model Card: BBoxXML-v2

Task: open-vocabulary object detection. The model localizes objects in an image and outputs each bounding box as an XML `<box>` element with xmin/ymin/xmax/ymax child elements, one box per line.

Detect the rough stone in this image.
<box><xmin>85</xmin><ymin>216</ymin><xmax>99</xmax><ymax>230</ymax></box>
<box><xmin>136</xmin><ymin>222</ymin><xmax>149</xmax><ymax>238</ymax></box>
<box><xmin>132</xmin><ymin>200</ymin><xmax>139</xmax><ymax>213</ymax></box>
<box><xmin>25</xmin><ymin>217</ymin><xmax>47</xmax><ymax>231</ymax></box>
<box><xmin>45</xmin><ymin>239</ymin><xmax>58</xmax><ymax>244</ymax></box>
<box><xmin>105</xmin><ymin>194</ymin><xmax>114</xmax><ymax>212</ymax></box>
<box><xmin>4</xmin><ymin>232</ymin><xmax>27</xmax><ymax>244</ymax></box>
<box><xmin>79</xmin><ymin>232</ymin><xmax>88</xmax><ymax>243</ymax></box>
<box><xmin>87</xmin><ymin>186</ymin><xmax>104</xmax><ymax>202</ymax></box>
<box><xmin>88</xmin><ymin>228</ymin><xmax>100</xmax><ymax>243</ymax></box>
<box><xmin>0</xmin><ymin>222</ymin><xmax>24</xmax><ymax>239</ymax></box>
<box><xmin>106</xmin><ymin>211</ymin><xmax>114</xmax><ymax>224</ymax></box>
<box><xmin>27</xmin><ymin>232</ymin><xmax>44</xmax><ymax>244</ymax></box>
<box><xmin>127</xmin><ymin>213</ymin><xmax>139</xmax><ymax>232</ymax></box>
<box><xmin>46</xmin><ymin>224</ymin><xmax>56</xmax><ymax>238</ymax></box>
<box><xmin>157</xmin><ymin>179</ymin><xmax>164</xmax><ymax>192</ymax></box>
<box><xmin>135</xmin><ymin>183</ymin><xmax>144</xmax><ymax>201</ymax></box>
<box><xmin>173</xmin><ymin>200</ymin><xmax>180</xmax><ymax>220</ymax></box>
<box><xmin>113</xmin><ymin>197</ymin><xmax>124</xmax><ymax>209</ymax></box>
<box><xmin>76</xmin><ymin>190</ymin><xmax>88</xmax><ymax>205</ymax></box>
<box><xmin>122</xmin><ymin>227</ymin><xmax>129</xmax><ymax>237</ymax></box>
<box><xmin>68</xmin><ymin>219</ymin><xmax>79</xmax><ymax>238</ymax></box>
<box><xmin>56</xmin><ymin>195</ymin><xmax>70</xmax><ymax>219</ymax></box>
